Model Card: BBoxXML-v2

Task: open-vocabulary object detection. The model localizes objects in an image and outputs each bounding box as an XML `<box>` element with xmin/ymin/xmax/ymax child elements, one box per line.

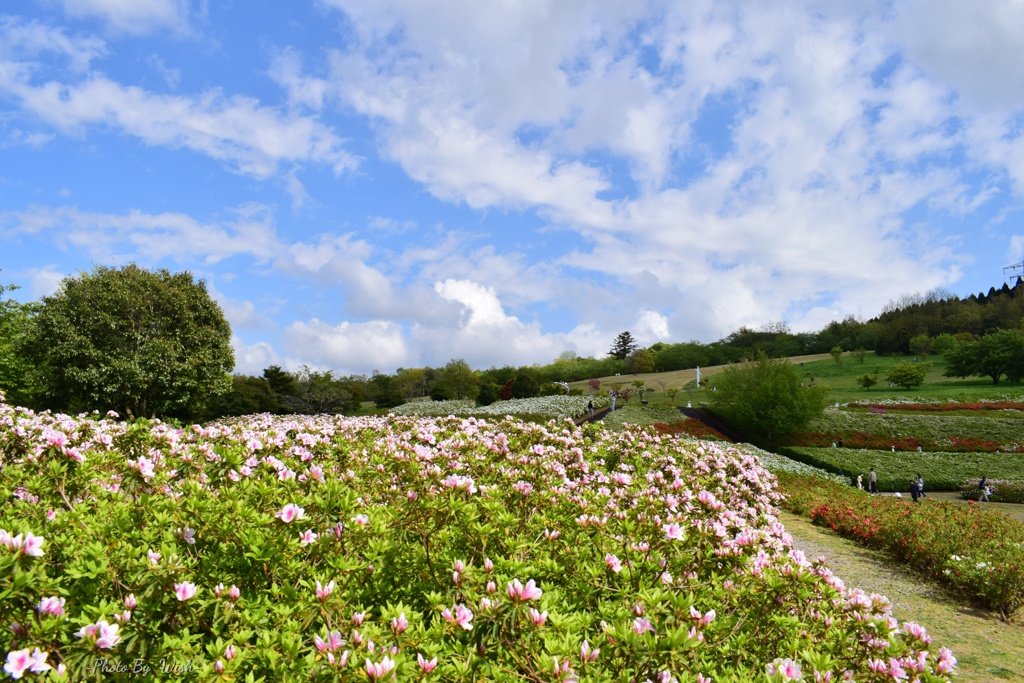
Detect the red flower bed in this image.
<box><xmin>653</xmin><ymin>419</ymin><xmax>728</xmax><ymax>441</ymax></box>
<box><xmin>777</xmin><ymin>472</ymin><xmax>1024</xmax><ymax>618</ymax></box>
<box><xmin>784</xmin><ymin>430</ymin><xmax>1018</xmax><ymax>453</ymax></box>
<box><xmin>852</xmin><ymin>401</ymin><xmax>1024</xmax><ymax>413</ymax></box>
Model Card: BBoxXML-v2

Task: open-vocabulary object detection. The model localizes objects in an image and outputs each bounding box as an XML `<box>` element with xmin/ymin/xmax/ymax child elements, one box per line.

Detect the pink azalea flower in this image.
<box><xmin>316</xmin><ymin>580</ymin><xmax>335</xmax><ymax>601</ymax></box>
<box><xmin>506</xmin><ymin>578</ymin><xmax>543</xmax><ymax>602</ymax></box>
<box><xmin>605</xmin><ymin>554</ymin><xmax>623</xmax><ymax>573</ymax></box>
<box><xmin>124</xmin><ymin>594</ymin><xmax>137</xmax><ymax>610</ymax></box>
<box><xmin>352</xmin><ymin>611</ymin><xmax>366</xmax><ymax>626</ymax></box>
<box><xmin>75</xmin><ymin>620</ymin><xmax>121</xmax><ymax>649</ymax></box>
<box><xmin>529</xmin><ymin>608</ymin><xmax>548</xmax><ymax>626</ymax></box>
<box><xmin>417</xmin><ymin>653</ymin><xmax>438</xmax><ymax>673</ymax></box>
<box><xmin>391</xmin><ymin>612</ymin><xmax>409</xmax><ymax>634</ymax></box>
<box><xmin>36</xmin><ymin>596</ymin><xmax>65</xmax><ymax>616</ymax></box>
<box><xmin>364</xmin><ymin>656</ymin><xmax>396</xmax><ymax>681</ymax></box>
<box><xmin>580</xmin><ymin>640</ymin><xmax>599</xmax><ymax>663</ymax></box>
<box><xmin>228</xmin><ymin>585</ymin><xmax>240</xmax><ymax>602</ymax></box>
<box><xmin>174</xmin><ymin>581</ymin><xmax>198</xmax><ymax>601</ymax></box>
<box><xmin>214</xmin><ymin>660</ymin><xmax>225</xmax><ymax>674</ymax></box>
<box><xmin>353</xmin><ymin>514</ymin><xmax>369</xmax><ymax>526</ymax></box>
<box><xmin>484</xmin><ymin>557</ymin><xmax>494</xmax><ymax>572</ymax></box>
<box><xmin>147</xmin><ymin>549</ymin><xmax>161</xmax><ymax>565</ymax></box>
<box><xmin>225</xmin><ymin>645</ymin><xmax>237</xmax><ymax>660</ymax></box>
<box><xmin>299</xmin><ymin>529</ymin><xmax>319</xmax><ymax>546</ymax></box>
<box><xmin>19</xmin><ymin>533</ymin><xmax>45</xmax><ymax>557</ymax></box>
<box><xmin>766</xmin><ymin>658</ymin><xmax>803</xmax><ymax>681</ymax></box>
<box><xmin>662</xmin><ymin>522</ymin><xmax>685</xmax><ymax>540</ymax></box>
<box><xmin>442</xmin><ymin>604</ymin><xmax>474</xmax><ymax>630</ymax></box>
<box><xmin>4</xmin><ymin>648</ymin><xmax>51</xmax><ymax>679</ymax></box>
<box><xmin>314</xmin><ymin>631</ymin><xmax>344</xmax><ymax>653</ymax></box>
<box><xmin>936</xmin><ymin>647</ymin><xmax>957</xmax><ymax>675</ymax></box>
<box><xmin>632</xmin><ymin>617</ymin><xmax>654</xmax><ymax>635</ymax></box>
<box><xmin>276</xmin><ymin>503</ymin><xmax>306</xmax><ymax>524</ymax></box>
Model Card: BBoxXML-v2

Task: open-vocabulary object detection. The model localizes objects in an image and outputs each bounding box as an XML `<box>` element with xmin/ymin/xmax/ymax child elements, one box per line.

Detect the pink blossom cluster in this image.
<box><xmin>0</xmin><ymin>397</ymin><xmax>960</xmax><ymax>681</ymax></box>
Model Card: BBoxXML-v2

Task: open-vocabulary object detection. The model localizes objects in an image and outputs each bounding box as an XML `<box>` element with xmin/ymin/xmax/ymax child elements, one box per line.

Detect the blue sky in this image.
<box><xmin>3</xmin><ymin>0</ymin><xmax>1024</xmax><ymax>375</ymax></box>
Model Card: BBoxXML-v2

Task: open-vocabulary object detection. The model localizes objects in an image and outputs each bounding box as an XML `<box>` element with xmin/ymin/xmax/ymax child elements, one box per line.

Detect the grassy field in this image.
<box><xmin>567</xmin><ymin>351</ymin><xmax>1024</xmax><ymax>406</ymax></box>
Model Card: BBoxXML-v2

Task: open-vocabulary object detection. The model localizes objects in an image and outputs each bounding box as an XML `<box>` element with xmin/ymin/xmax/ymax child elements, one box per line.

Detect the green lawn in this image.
<box><xmin>779</xmin><ymin>446</ymin><xmax>1024</xmax><ymax>491</ymax></box>
<box><xmin>796</xmin><ymin>352</ymin><xmax>1024</xmax><ymax>404</ymax></box>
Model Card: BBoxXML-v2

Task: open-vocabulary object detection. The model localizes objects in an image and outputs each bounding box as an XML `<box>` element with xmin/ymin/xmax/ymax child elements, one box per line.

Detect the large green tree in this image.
<box><xmin>707</xmin><ymin>353</ymin><xmax>829</xmax><ymax>443</ymax></box>
<box><xmin>0</xmin><ymin>283</ymin><xmax>41</xmax><ymax>407</ymax></box>
<box><xmin>22</xmin><ymin>264</ymin><xmax>234</xmax><ymax>419</ymax></box>
<box><xmin>943</xmin><ymin>329</ymin><xmax>1024</xmax><ymax>384</ymax></box>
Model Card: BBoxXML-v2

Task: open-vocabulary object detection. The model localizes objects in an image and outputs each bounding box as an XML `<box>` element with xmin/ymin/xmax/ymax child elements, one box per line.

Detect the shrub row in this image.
<box><xmin>778</xmin><ymin>447</ymin><xmax>1024</xmax><ymax>491</ymax></box>
<box><xmin>958</xmin><ymin>479</ymin><xmax>1024</xmax><ymax>504</ymax></box>
<box><xmin>848</xmin><ymin>400</ymin><xmax>1024</xmax><ymax>413</ymax></box>
<box><xmin>777</xmin><ymin>472</ymin><xmax>1024</xmax><ymax>619</ymax></box>
<box><xmin>804</xmin><ymin>410</ymin><xmax>1024</xmax><ymax>452</ymax></box>
<box><xmin>784</xmin><ymin>430</ymin><xmax>1019</xmax><ymax>453</ymax></box>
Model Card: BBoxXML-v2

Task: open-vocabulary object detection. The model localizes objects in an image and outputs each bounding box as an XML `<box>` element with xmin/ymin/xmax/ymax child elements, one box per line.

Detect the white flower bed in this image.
<box><xmin>391</xmin><ymin>395</ymin><xmax>610</xmax><ymax>420</ymax></box>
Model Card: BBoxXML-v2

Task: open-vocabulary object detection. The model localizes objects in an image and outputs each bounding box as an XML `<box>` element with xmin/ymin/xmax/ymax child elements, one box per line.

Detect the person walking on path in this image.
<box><xmin>856</xmin><ymin>473</ymin><xmax>863</xmax><ymax>490</ymax></box>
<box><xmin>587</xmin><ymin>400</ymin><xmax>594</xmax><ymax>418</ymax></box>
<box><xmin>979</xmin><ymin>477</ymin><xmax>990</xmax><ymax>502</ymax></box>
<box><xmin>909</xmin><ymin>478</ymin><xmax>920</xmax><ymax>503</ymax></box>
<box><xmin>868</xmin><ymin>468</ymin><xmax>878</xmax><ymax>494</ymax></box>
<box><xmin>916</xmin><ymin>474</ymin><xmax>926</xmax><ymax>498</ymax></box>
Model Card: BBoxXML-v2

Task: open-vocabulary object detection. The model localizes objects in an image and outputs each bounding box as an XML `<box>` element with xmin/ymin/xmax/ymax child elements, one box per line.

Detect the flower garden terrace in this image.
<box><xmin>0</xmin><ymin>396</ymin><xmax>956</xmax><ymax>681</ymax></box>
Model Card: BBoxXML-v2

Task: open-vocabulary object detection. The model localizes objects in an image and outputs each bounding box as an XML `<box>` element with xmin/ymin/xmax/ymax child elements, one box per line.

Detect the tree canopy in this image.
<box><xmin>608</xmin><ymin>331</ymin><xmax>638</xmax><ymax>360</ymax></box>
<box><xmin>22</xmin><ymin>264</ymin><xmax>234</xmax><ymax>419</ymax></box>
<box><xmin>943</xmin><ymin>329</ymin><xmax>1024</xmax><ymax>384</ymax></box>
<box><xmin>707</xmin><ymin>353</ymin><xmax>829</xmax><ymax>443</ymax></box>
<box><xmin>0</xmin><ymin>283</ymin><xmax>40</xmax><ymax>407</ymax></box>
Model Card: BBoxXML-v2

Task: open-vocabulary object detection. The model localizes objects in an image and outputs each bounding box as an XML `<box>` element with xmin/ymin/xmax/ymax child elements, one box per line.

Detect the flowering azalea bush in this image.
<box><xmin>390</xmin><ymin>395</ymin><xmax>608</xmax><ymax>421</ymax></box>
<box><xmin>0</xmin><ymin>393</ymin><xmax>959</xmax><ymax>681</ymax></box>
<box><xmin>847</xmin><ymin>398</ymin><xmax>1024</xmax><ymax>413</ymax></box>
<box><xmin>778</xmin><ymin>473</ymin><xmax>1024</xmax><ymax>619</ymax></box>
<box><xmin>792</xmin><ymin>410</ymin><xmax>1024</xmax><ymax>453</ymax></box>
<box><xmin>652</xmin><ymin>420</ymin><xmax>729</xmax><ymax>442</ymax></box>
<box><xmin>783</xmin><ymin>430</ymin><xmax>1020</xmax><ymax>454</ymax></box>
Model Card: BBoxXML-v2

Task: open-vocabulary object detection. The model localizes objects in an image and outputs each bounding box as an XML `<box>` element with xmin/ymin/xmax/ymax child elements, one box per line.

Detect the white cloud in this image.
<box><xmin>59</xmin><ymin>0</ymin><xmax>191</xmax><ymax>35</ymax></box>
<box><xmin>0</xmin><ymin>76</ymin><xmax>357</xmax><ymax>177</ymax></box>
<box><xmin>231</xmin><ymin>336</ymin><xmax>280</xmax><ymax>375</ymax></box>
<box><xmin>0</xmin><ymin>16</ymin><xmax>107</xmax><ymax>71</ymax></box>
<box><xmin>0</xmin><ymin>21</ymin><xmax>358</xmax><ymax>179</ymax></box>
<box><xmin>2</xmin><ymin>205</ymin><xmax>283</xmax><ymax>264</ymax></box>
<box><xmin>285</xmin><ymin>318</ymin><xmax>410</xmax><ymax>373</ymax></box>
<box><xmin>892</xmin><ymin>0</ymin><xmax>1024</xmax><ymax>112</ymax></box>
<box><xmin>634</xmin><ymin>310</ymin><xmax>670</xmax><ymax>345</ymax></box>
<box><xmin>28</xmin><ymin>266</ymin><xmax>65</xmax><ymax>297</ymax></box>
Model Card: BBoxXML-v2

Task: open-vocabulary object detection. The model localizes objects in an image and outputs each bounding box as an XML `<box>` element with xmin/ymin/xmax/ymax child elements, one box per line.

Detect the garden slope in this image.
<box><xmin>0</xmin><ymin>401</ymin><xmax>956</xmax><ymax>681</ymax></box>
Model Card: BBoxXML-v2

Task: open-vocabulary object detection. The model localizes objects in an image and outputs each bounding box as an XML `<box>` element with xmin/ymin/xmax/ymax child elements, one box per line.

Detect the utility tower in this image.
<box><xmin>1005</xmin><ymin>260</ymin><xmax>1024</xmax><ymax>287</ymax></box>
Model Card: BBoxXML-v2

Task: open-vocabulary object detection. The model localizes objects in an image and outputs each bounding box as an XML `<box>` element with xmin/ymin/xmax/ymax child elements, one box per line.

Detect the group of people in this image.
<box><xmin>855</xmin><ymin>468</ymin><xmax>880</xmax><ymax>494</ymax></box>
<box><xmin>854</xmin><ymin>469</ymin><xmax>995</xmax><ymax>502</ymax></box>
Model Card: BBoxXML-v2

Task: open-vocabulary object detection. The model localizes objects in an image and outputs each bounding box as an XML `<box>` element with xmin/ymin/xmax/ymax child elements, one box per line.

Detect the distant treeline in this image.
<box><xmin>203</xmin><ymin>279</ymin><xmax>1024</xmax><ymax>419</ymax></box>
